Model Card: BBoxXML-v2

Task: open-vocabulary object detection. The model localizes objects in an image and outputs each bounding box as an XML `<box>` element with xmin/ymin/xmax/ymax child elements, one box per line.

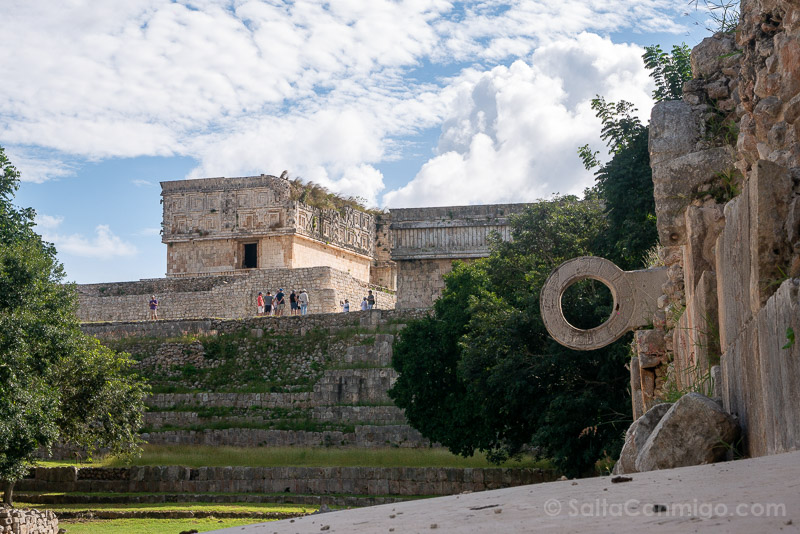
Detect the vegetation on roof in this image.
<box><xmin>288</xmin><ymin>178</ymin><xmax>379</xmax><ymax>215</ymax></box>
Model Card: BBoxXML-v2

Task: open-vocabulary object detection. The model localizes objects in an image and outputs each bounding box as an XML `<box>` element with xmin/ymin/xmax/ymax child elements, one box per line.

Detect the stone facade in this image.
<box><xmin>162</xmin><ymin>175</ymin><xmax>375</xmax><ymax>282</ymax></box>
<box><xmin>76</xmin><ymin>177</ymin><xmax>529</xmax><ymax>321</ymax></box>
<box><xmin>390</xmin><ymin>204</ymin><xmax>528</xmax><ymax>308</ymax></box>
<box><xmin>77</xmin><ymin>266</ymin><xmax>395</xmax><ymax>321</ymax></box>
<box><xmin>0</xmin><ymin>508</ymin><xmax>58</xmax><ymax>534</ymax></box>
<box><xmin>625</xmin><ymin>1</ymin><xmax>800</xmax><ymax>458</ymax></box>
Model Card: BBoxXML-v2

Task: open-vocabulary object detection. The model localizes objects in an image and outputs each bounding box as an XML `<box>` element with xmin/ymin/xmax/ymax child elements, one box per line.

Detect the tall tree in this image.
<box><xmin>390</xmin><ymin>195</ymin><xmax>632</xmax><ymax>476</ymax></box>
<box><xmin>0</xmin><ymin>147</ymin><xmax>148</xmax><ymax>505</ymax></box>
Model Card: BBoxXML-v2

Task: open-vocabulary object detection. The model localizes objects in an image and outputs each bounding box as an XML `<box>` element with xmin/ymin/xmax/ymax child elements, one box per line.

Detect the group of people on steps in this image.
<box><xmin>257</xmin><ymin>289</ymin><xmax>309</xmax><ymax>316</ymax></box>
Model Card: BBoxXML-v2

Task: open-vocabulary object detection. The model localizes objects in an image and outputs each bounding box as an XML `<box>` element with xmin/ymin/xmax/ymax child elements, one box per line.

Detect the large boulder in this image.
<box><xmin>613</xmin><ymin>402</ymin><xmax>672</xmax><ymax>475</ymax></box>
<box><xmin>635</xmin><ymin>393</ymin><xmax>739</xmax><ymax>472</ymax></box>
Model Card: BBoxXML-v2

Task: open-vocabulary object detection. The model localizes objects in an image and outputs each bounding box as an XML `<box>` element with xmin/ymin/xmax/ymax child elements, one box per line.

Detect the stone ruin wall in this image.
<box><xmin>77</xmin><ymin>266</ymin><xmax>396</xmax><ymax>322</ymax></box>
<box><xmin>17</xmin><ymin>465</ymin><xmax>556</xmax><ymax>498</ymax></box>
<box><xmin>78</xmin><ymin>309</ymin><xmax>433</xmax><ymax>450</ymax></box>
<box><xmin>391</xmin><ymin>204</ymin><xmax>528</xmax><ymax>308</ymax></box>
<box><xmin>631</xmin><ymin>0</ymin><xmax>800</xmax><ymax>458</ymax></box>
<box><xmin>0</xmin><ymin>508</ymin><xmax>58</xmax><ymax>534</ymax></box>
<box><xmin>161</xmin><ymin>175</ymin><xmax>375</xmax><ymax>281</ymax></box>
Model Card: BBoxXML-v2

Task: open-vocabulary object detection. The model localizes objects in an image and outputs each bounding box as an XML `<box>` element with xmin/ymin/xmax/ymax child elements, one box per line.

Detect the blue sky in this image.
<box><xmin>1</xmin><ymin>0</ymin><xmax>714</xmax><ymax>284</ymax></box>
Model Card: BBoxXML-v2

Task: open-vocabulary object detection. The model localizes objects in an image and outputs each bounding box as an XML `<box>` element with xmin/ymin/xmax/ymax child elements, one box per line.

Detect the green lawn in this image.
<box><xmin>39</xmin><ymin>445</ymin><xmax>554</xmax><ymax>469</ymax></box>
<box><xmin>58</xmin><ymin>517</ymin><xmax>263</xmax><ymax>534</ymax></box>
<box><xmin>16</xmin><ymin>502</ymin><xmax>312</xmax><ymax>514</ymax></box>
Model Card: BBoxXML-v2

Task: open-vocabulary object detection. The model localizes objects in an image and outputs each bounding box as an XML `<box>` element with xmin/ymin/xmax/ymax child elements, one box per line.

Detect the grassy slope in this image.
<box><xmin>40</xmin><ymin>445</ymin><xmax>554</xmax><ymax>469</ymax></box>
<box><xmin>59</xmin><ymin>517</ymin><xmax>262</xmax><ymax>534</ymax></box>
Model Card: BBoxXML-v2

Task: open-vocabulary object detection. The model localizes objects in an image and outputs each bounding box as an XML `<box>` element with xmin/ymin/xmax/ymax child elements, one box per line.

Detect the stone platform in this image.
<box><xmin>210</xmin><ymin>450</ymin><xmax>800</xmax><ymax>533</ymax></box>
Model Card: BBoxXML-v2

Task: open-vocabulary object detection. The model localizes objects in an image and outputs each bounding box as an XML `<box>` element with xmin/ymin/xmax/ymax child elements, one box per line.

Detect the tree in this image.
<box><xmin>642</xmin><ymin>44</ymin><xmax>692</xmax><ymax>102</ymax></box>
<box><xmin>0</xmin><ymin>147</ymin><xmax>148</xmax><ymax>505</ymax></box>
<box><xmin>390</xmin><ymin>195</ymin><xmax>633</xmax><ymax>476</ymax></box>
<box><xmin>579</xmin><ymin>97</ymin><xmax>655</xmax><ymax>270</ymax></box>
<box><xmin>578</xmin><ymin>44</ymin><xmax>692</xmax><ymax>269</ymax></box>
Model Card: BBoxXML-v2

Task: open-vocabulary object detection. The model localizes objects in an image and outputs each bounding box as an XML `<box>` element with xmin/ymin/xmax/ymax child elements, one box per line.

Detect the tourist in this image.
<box><xmin>298</xmin><ymin>289</ymin><xmax>309</xmax><ymax>315</ymax></box>
<box><xmin>361</xmin><ymin>297</ymin><xmax>369</xmax><ymax>311</ymax></box>
<box><xmin>342</xmin><ymin>299</ymin><xmax>350</xmax><ymax>312</ymax></box>
<box><xmin>149</xmin><ymin>295</ymin><xmax>158</xmax><ymax>320</ymax></box>
<box><xmin>275</xmin><ymin>288</ymin><xmax>285</xmax><ymax>317</ymax></box>
<box><xmin>290</xmin><ymin>290</ymin><xmax>299</xmax><ymax>316</ymax></box>
<box><xmin>264</xmin><ymin>291</ymin><xmax>273</xmax><ymax>316</ymax></box>
<box><xmin>367</xmin><ymin>290</ymin><xmax>376</xmax><ymax>309</ymax></box>
<box><xmin>257</xmin><ymin>292</ymin><xmax>265</xmax><ymax>316</ymax></box>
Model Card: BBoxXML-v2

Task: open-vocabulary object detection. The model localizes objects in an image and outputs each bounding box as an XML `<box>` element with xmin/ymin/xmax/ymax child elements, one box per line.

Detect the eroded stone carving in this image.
<box><xmin>540</xmin><ymin>256</ymin><xmax>668</xmax><ymax>351</ymax></box>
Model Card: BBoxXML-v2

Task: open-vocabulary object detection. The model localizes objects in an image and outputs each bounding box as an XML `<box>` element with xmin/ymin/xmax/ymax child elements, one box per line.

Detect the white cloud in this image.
<box><xmin>382</xmin><ymin>33</ymin><xmax>655</xmax><ymax>207</ymax></box>
<box><xmin>34</xmin><ymin>213</ymin><xmax>64</xmax><ymax>230</ymax></box>
<box><xmin>0</xmin><ymin>0</ymin><xmax>691</xmax><ymax>193</ymax></box>
<box><xmin>43</xmin><ymin>225</ymin><xmax>138</xmax><ymax>259</ymax></box>
<box><xmin>4</xmin><ymin>149</ymin><xmax>74</xmax><ymax>184</ymax></box>
<box><xmin>132</xmin><ymin>179</ymin><xmax>153</xmax><ymax>187</ymax></box>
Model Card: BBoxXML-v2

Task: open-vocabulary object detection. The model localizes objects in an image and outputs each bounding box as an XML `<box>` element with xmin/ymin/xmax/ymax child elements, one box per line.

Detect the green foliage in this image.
<box><xmin>390</xmin><ymin>196</ymin><xmax>633</xmax><ymax>476</ymax></box>
<box><xmin>692</xmin><ymin>0</ymin><xmax>740</xmax><ymax>34</ymax></box>
<box><xmin>662</xmin><ymin>363</ymin><xmax>715</xmax><ymax>403</ymax></box>
<box><xmin>100</xmin><ymin>444</ymin><xmax>555</xmax><ymax>469</ymax></box>
<box><xmin>642</xmin><ymin>44</ymin><xmax>692</xmax><ymax>102</ymax></box>
<box><xmin>783</xmin><ymin>327</ymin><xmax>795</xmax><ymax>350</ymax></box>
<box><xmin>0</xmin><ymin>146</ymin><xmax>147</xmax><ymax>499</ymax></box>
<box><xmin>705</xmin><ymin>103</ymin><xmax>739</xmax><ymax>146</ymax></box>
<box><xmin>703</xmin><ymin>168</ymin><xmax>741</xmax><ymax>203</ymax></box>
<box><xmin>288</xmin><ymin>178</ymin><xmax>376</xmax><ymax>214</ymax></box>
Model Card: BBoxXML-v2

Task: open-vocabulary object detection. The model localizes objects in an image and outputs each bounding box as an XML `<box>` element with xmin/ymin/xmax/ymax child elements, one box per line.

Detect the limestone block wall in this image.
<box><xmin>390</xmin><ymin>204</ymin><xmax>528</xmax><ymax>308</ymax></box>
<box><xmin>0</xmin><ymin>508</ymin><xmax>58</xmax><ymax>534</ymax></box>
<box><xmin>77</xmin><ymin>266</ymin><xmax>395</xmax><ymax>322</ymax></box>
<box><xmin>18</xmin><ymin>466</ymin><xmax>558</xmax><ymax>497</ymax></box>
<box><xmin>395</xmin><ymin>259</ymin><xmax>459</xmax><ymax>309</ymax></box>
<box><xmin>78</xmin><ymin>310</ymin><xmax>430</xmax><ymax>449</ymax></box>
<box><xmin>80</xmin><ymin>309</ymin><xmax>427</xmax><ymax>341</ymax></box>
<box><xmin>161</xmin><ymin>175</ymin><xmax>376</xmax><ymax>277</ymax></box>
<box><xmin>289</xmin><ymin>235</ymin><xmax>372</xmax><ymax>283</ymax></box>
<box><xmin>370</xmin><ymin>212</ymin><xmax>397</xmax><ymax>290</ymax></box>
<box><xmin>140</xmin><ymin>425</ymin><xmax>429</xmax><ymax>449</ymax></box>
<box><xmin>313</xmin><ymin>369</ymin><xmax>398</xmax><ymax>405</ymax></box>
<box><xmin>629</xmin><ymin>2</ymin><xmax>800</xmax><ymax>457</ymax></box>
<box><xmin>167</xmin><ymin>239</ymin><xmax>238</xmax><ymax>274</ymax></box>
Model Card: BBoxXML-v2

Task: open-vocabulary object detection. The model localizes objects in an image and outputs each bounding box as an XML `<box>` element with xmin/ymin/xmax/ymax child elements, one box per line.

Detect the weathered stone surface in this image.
<box><xmin>649</xmin><ymin>101</ymin><xmax>701</xmax><ymax>167</ymax></box>
<box><xmin>540</xmin><ymin>257</ymin><xmax>667</xmax><ymax>350</ymax></box>
<box><xmin>613</xmin><ymin>402</ymin><xmax>672</xmax><ymax>475</ymax></box>
<box><xmin>748</xmin><ymin>160</ymin><xmax>792</xmax><ymax>312</ymax></box>
<box><xmin>716</xmin><ymin>192</ymin><xmax>751</xmax><ymax>353</ymax></box>
<box><xmin>691</xmin><ymin>34</ymin><xmax>739</xmax><ymax>80</ymax></box>
<box><xmin>683</xmin><ymin>204</ymin><xmax>725</xmax><ymax>301</ymax></box>
<box><xmin>630</xmin><ymin>357</ymin><xmax>644</xmax><ymax>420</ymax></box>
<box><xmin>652</xmin><ymin>147</ymin><xmax>735</xmax><ymax>246</ymax></box>
<box><xmin>635</xmin><ymin>393</ymin><xmax>739</xmax><ymax>472</ymax></box>
<box><xmin>634</xmin><ymin>329</ymin><xmax>666</xmax><ymax>360</ymax></box>
<box><xmin>0</xmin><ymin>508</ymin><xmax>58</xmax><ymax>534</ymax></box>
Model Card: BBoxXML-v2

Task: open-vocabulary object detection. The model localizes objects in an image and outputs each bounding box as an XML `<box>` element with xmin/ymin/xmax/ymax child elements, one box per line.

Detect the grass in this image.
<box><xmin>39</xmin><ymin>445</ymin><xmax>555</xmax><ymax>470</ymax></box>
<box><xmin>16</xmin><ymin>502</ymin><xmax>311</xmax><ymax>514</ymax></box>
<box><xmin>57</xmin><ymin>517</ymin><xmax>263</xmax><ymax>534</ymax></box>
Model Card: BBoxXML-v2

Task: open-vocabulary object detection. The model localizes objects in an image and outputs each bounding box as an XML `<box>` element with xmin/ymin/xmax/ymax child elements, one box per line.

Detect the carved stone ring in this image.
<box><xmin>540</xmin><ymin>256</ymin><xmax>668</xmax><ymax>351</ymax></box>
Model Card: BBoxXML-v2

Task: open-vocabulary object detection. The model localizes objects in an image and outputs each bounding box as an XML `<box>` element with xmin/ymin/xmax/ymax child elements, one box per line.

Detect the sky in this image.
<box><xmin>1</xmin><ymin>0</ymin><xmax>715</xmax><ymax>284</ymax></box>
